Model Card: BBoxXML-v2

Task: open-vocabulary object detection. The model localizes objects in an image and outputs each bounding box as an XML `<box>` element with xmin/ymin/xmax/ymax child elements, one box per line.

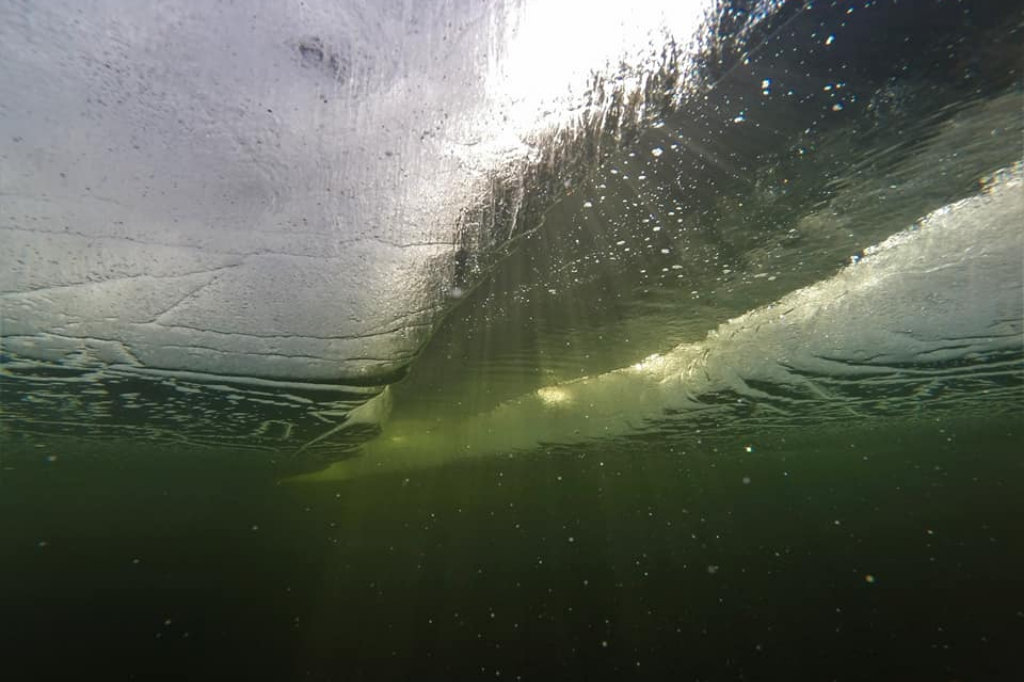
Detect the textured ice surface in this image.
<box><xmin>0</xmin><ymin>0</ymin><xmax>727</xmax><ymax>381</ymax></box>
<box><xmin>3</xmin><ymin>0</ymin><xmax>763</xmax><ymax>461</ymax></box>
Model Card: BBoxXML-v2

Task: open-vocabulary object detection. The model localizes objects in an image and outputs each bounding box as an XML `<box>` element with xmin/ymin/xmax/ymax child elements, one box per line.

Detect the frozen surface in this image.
<box><xmin>0</xmin><ymin>0</ymin><xmax>729</xmax><ymax>381</ymax></box>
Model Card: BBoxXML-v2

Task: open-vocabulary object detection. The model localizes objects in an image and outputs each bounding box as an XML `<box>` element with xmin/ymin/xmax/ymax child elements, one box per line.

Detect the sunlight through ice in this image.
<box><xmin>485</xmin><ymin>0</ymin><xmax>713</xmax><ymax>143</ymax></box>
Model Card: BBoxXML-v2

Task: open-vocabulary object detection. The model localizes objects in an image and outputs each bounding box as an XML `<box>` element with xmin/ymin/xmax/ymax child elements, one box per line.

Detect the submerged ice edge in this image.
<box><xmin>294</xmin><ymin>162</ymin><xmax>1024</xmax><ymax>482</ymax></box>
<box><xmin>0</xmin><ymin>354</ymin><xmax>394</xmax><ymax>455</ymax></box>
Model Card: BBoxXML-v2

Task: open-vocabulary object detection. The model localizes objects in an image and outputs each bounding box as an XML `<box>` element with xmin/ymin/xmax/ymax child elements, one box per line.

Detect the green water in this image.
<box><xmin>2</xmin><ymin>413</ymin><xmax>1021</xmax><ymax>680</ymax></box>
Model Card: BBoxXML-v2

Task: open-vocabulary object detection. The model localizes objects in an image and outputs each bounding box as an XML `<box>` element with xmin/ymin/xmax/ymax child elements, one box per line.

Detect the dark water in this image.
<box><xmin>2</xmin><ymin>415</ymin><xmax>1023</xmax><ymax>680</ymax></box>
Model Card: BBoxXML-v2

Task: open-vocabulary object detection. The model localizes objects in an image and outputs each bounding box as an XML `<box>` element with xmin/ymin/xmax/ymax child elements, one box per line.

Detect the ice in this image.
<box><xmin>0</xmin><ymin>0</ymin><xmax>722</xmax><ymax>383</ymax></box>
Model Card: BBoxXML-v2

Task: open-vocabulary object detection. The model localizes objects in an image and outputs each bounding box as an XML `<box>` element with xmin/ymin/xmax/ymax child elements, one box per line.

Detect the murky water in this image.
<box><xmin>2</xmin><ymin>415</ymin><xmax>1022</xmax><ymax>679</ymax></box>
